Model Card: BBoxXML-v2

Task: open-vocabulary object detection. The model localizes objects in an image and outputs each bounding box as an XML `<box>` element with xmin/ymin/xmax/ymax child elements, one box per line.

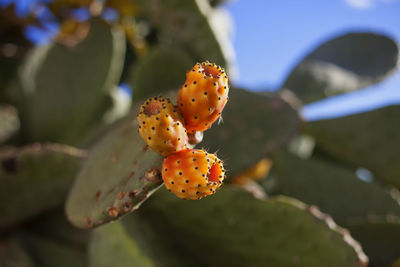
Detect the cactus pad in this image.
<box><xmin>18</xmin><ymin>19</ymin><xmax>125</xmax><ymax>145</ymax></box>
<box><xmin>202</xmin><ymin>88</ymin><xmax>302</xmax><ymax>176</ymax></box>
<box><xmin>265</xmin><ymin>152</ymin><xmax>400</xmax><ymax>224</ymax></box>
<box><xmin>305</xmin><ymin>105</ymin><xmax>400</xmax><ymax>189</ymax></box>
<box><xmin>90</xmin><ymin>186</ymin><xmax>368</xmax><ymax>266</ymax></box>
<box><xmin>0</xmin><ymin>143</ymin><xmax>85</xmax><ymax>230</ymax></box>
<box><xmin>66</xmin><ymin>107</ymin><xmax>164</xmax><ymax>229</ymax></box>
<box><xmin>282</xmin><ymin>32</ymin><xmax>399</xmax><ymax>103</ymax></box>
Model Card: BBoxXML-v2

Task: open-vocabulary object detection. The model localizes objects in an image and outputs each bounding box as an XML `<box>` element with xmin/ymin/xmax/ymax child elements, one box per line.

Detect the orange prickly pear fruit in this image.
<box><xmin>177</xmin><ymin>62</ymin><xmax>229</xmax><ymax>133</ymax></box>
<box><xmin>162</xmin><ymin>149</ymin><xmax>225</xmax><ymax>200</ymax></box>
<box><xmin>137</xmin><ymin>96</ymin><xmax>188</xmax><ymax>156</ymax></box>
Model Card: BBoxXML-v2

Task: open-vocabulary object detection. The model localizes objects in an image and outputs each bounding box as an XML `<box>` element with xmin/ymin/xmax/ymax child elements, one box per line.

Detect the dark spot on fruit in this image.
<box><xmin>148</xmin><ymin>137</ymin><xmax>151</xmax><ymax>140</ymax></box>
<box><xmin>156</xmin><ymin>117</ymin><xmax>159</xmax><ymax>120</ymax></box>
<box><xmin>195</xmin><ymin>166</ymin><xmax>198</xmax><ymax>170</ymax></box>
<box><xmin>2</xmin><ymin>156</ymin><xmax>18</xmax><ymax>174</ymax></box>
<box><xmin>182</xmin><ymin>189</ymin><xmax>185</xmax><ymax>193</ymax></box>
<box><xmin>193</xmin><ymin>81</ymin><xmax>197</xmax><ymax>84</ymax></box>
<box><xmin>184</xmin><ymin>84</ymin><xmax>188</xmax><ymax>87</ymax></box>
<box><xmin>177</xmin><ymin>160</ymin><xmax>180</xmax><ymax>164</ymax></box>
<box><xmin>142</xmin><ymin>121</ymin><xmax>145</xmax><ymax>124</ymax></box>
<box><xmin>193</xmin><ymin>158</ymin><xmax>196</xmax><ymax>161</ymax></box>
<box><xmin>198</xmin><ymin>184</ymin><xmax>201</xmax><ymax>187</ymax></box>
<box><xmin>179</xmin><ymin>172</ymin><xmax>182</xmax><ymax>175</ymax></box>
<box><xmin>185</xmin><ymin>180</ymin><xmax>189</xmax><ymax>183</ymax></box>
<box><xmin>196</xmin><ymin>191</ymin><xmax>200</xmax><ymax>195</ymax></box>
<box><xmin>152</xmin><ymin>127</ymin><xmax>155</xmax><ymax>130</ymax></box>
<box><xmin>194</xmin><ymin>116</ymin><xmax>198</xmax><ymax>119</ymax></box>
<box><xmin>192</xmin><ymin>98</ymin><xmax>195</xmax><ymax>102</ymax></box>
<box><xmin>204</xmin><ymin>92</ymin><xmax>207</xmax><ymax>95</ymax></box>
<box><xmin>171</xmin><ymin>181</ymin><xmax>174</xmax><ymax>184</ymax></box>
<box><xmin>143</xmin><ymin>99</ymin><xmax>164</xmax><ymax>116</ymax></box>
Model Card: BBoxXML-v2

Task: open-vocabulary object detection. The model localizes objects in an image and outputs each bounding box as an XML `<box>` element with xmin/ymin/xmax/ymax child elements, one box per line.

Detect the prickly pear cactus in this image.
<box><xmin>0</xmin><ymin>143</ymin><xmax>85</xmax><ymax>229</ymax></box>
<box><xmin>282</xmin><ymin>32</ymin><xmax>399</xmax><ymax>103</ymax></box>
<box><xmin>304</xmin><ymin>105</ymin><xmax>400</xmax><ymax>189</ymax></box>
<box><xmin>66</xmin><ymin>106</ymin><xmax>163</xmax><ymax>229</ymax></box>
<box><xmin>202</xmin><ymin>88</ymin><xmax>302</xmax><ymax>176</ymax></box>
<box><xmin>1</xmin><ymin>0</ymin><xmax>400</xmax><ymax>265</ymax></box>
<box><xmin>18</xmin><ymin>19</ymin><xmax>126</xmax><ymax>146</ymax></box>
<box><xmin>88</xmin><ymin>187</ymin><xmax>368</xmax><ymax>267</ymax></box>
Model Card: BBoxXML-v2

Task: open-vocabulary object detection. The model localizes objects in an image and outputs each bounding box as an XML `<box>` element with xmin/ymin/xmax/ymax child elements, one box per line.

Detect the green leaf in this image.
<box><xmin>66</xmin><ymin>106</ymin><xmax>163</xmax><ymax>229</ymax></box>
<box><xmin>0</xmin><ymin>104</ymin><xmax>19</xmax><ymax>144</ymax></box>
<box><xmin>0</xmin><ymin>143</ymin><xmax>85</xmax><ymax>230</ymax></box>
<box><xmin>122</xmin><ymin>186</ymin><xmax>367</xmax><ymax>267</ymax></box>
<box><xmin>345</xmin><ymin>217</ymin><xmax>400</xmax><ymax>267</ymax></box>
<box><xmin>282</xmin><ymin>32</ymin><xmax>399</xmax><ymax>103</ymax></box>
<box><xmin>264</xmin><ymin>152</ymin><xmax>400</xmax><ymax>224</ymax></box>
<box><xmin>305</xmin><ymin>105</ymin><xmax>400</xmax><ymax>189</ymax></box>
<box><xmin>202</xmin><ymin>88</ymin><xmax>302</xmax><ymax>176</ymax></box>
<box><xmin>128</xmin><ymin>46</ymin><xmax>194</xmax><ymax>101</ymax></box>
<box><xmin>18</xmin><ymin>20</ymin><xmax>126</xmax><ymax>145</ymax></box>
<box><xmin>138</xmin><ymin>0</ymin><xmax>231</xmax><ymax>69</ymax></box>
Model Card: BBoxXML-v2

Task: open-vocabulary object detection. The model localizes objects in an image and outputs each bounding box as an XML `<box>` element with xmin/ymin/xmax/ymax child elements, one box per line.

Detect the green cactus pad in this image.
<box><xmin>265</xmin><ymin>152</ymin><xmax>400</xmax><ymax>224</ymax></box>
<box><xmin>202</xmin><ymin>88</ymin><xmax>302</xmax><ymax>176</ymax></box>
<box><xmin>305</xmin><ymin>105</ymin><xmax>400</xmax><ymax>189</ymax></box>
<box><xmin>105</xmin><ymin>186</ymin><xmax>367</xmax><ymax>266</ymax></box>
<box><xmin>18</xmin><ymin>19</ymin><xmax>125</xmax><ymax>145</ymax></box>
<box><xmin>16</xmin><ymin>210</ymin><xmax>88</xmax><ymax>267</ymax></box>
<box><xmin>66</xmin><ymin>106</ymin><xmax>164</xmax><ymax>229</ymax></box>
<box><xmin>17</xmin><ymin>230</ymin><xmax>87</xmax><ymax>267</ymax></box>
<box><xmin>0</xmin><ymin>143</ymin><xmax>85</xmax><ymax>230</ymax></box>
<box><xmin>89</xmin><ymin>213</ymin><xmax>200</xmax><ymax>267</ymax></box>
<box><xmin>89</xmin><ymin>221</ymin><xmax>153</xmax><ymax>267</ymax></box>
<box><xmin>345</xmin><ymin>217</ymin><xmax>400</xmax><ymax>267</ymax></box>
<box><xmin>138</xmin><ymin>0</ymin><xmax>230</xmax><ymax>69</ymax></box>
<box><xmin>128</xmin><ymin>46</ymin><xmax>194</xmax><ymax>101</ymax></box>
<box><xmin>0</xmin><ymin>55</ymin><xmax>21</xmax><ymax>104</ymax></box>
<box><xmin>0</xmin><ymin>104</ymin><xmax>19</xmax><ymax>144</ymax></box>
<box><xmin>282</xmin><ymin>32</ymin><xmax>399</xmax><ymax>103</ymax></box>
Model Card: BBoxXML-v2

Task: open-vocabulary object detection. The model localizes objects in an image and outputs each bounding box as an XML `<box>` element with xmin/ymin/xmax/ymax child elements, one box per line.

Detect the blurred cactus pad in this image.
<box><xmin>1</xmin><ymin>0</ymin><xmax>400</xmax><ymax>266</ymax></box>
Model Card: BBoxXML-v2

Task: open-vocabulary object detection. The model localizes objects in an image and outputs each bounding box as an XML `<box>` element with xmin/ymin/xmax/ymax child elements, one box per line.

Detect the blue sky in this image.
<box><xmin>225</xmin><ymin>0</ymin><xmax>400</xmax><ymax>120</ymax></box>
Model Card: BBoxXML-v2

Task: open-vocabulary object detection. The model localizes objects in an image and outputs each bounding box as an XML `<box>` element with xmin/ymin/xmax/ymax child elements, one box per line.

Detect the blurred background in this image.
<box><xmin>1</xmin><ymin>0</ymin><xmax>400</xmax><ymax>267</ymax></box>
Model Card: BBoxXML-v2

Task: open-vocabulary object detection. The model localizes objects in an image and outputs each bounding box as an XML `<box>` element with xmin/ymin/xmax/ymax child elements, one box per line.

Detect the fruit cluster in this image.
<box><xmin>137</xmin><ymin>62</ymin><xmax>229</xmax><ymax>200</ymax></box>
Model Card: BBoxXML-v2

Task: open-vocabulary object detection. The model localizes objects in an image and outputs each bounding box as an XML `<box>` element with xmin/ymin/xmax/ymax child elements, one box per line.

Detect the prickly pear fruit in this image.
<box><xmin>177</xmin><ymin>62</ymin><xmax>229</xmax><ymax>133</ymax></box>
<box><xmin>162</xmin><ymin>149</ymin><xmax>225</xmax><ymax>200</ymax></box>
<box><xmin>137</xmin><ymin>96</ymin><xmax>188</xmax><ymax>156</ymax></box>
